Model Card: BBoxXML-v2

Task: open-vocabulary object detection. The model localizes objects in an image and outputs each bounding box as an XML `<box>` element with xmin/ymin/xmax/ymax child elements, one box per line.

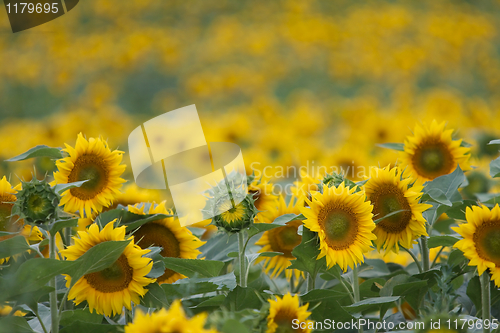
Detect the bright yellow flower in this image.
<box><xmin>128</xmin><ymin>202</ymin><xmax>204</xmax><ymax>284</ymax></box>
<box><xmin>266</xmin><ymin>293</ymin><xmax>313</xmax><ymax>333</ymax></box>
<box><xmin>54</xmin><ymin>133</ymin><xmax>126</xmax><ymax>218</ymax></box>
<box><xmin>452</xmin><ymin>204</ymin><xmax>500</xmax><ymax>287</ymax></box>
<box><xmin>255</xmin><ymin>196</ymin><xmax>303</xmax><ymax>281</ymax></box>
<box><xmin>124</xmin><ymin>299</ymin><xmax>218</xmax><ymax>333</ymax></box>
<box><xmin>248</xmin><ymin>178</ymin><xmax>279</xmax><ymax>223</ymax></box>
<box><xmin>61</xmin><ymin>222</ymin><xmax>155</xmax><ymax>316</ymax></box>
<box><xmin>400</xmin><ymin>120</ymin><xmax>470</xmax><ymax>182</ymax></box>
<box><xmin>300</xmin><ymin>183</ymin><xmax>376</xmax><ymax>271</ymax></box>
<box><xmin>364</xmin><ymin>166</ymin><xmax>431</xmax><ymax>253</ymax></box>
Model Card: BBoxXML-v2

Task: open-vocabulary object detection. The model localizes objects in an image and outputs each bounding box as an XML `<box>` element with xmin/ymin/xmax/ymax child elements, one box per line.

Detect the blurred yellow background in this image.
<box><xmin>1</xmin><ymin>0</ymin><xmax>500</xmax><ymax>187</ymax></box>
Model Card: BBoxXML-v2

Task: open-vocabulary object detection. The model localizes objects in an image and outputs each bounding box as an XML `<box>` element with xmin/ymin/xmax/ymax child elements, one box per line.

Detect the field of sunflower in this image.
<box><xmin>2</xmin><ymin>0</ymin><xmax>500</xmax><ymax>332</ymax></box>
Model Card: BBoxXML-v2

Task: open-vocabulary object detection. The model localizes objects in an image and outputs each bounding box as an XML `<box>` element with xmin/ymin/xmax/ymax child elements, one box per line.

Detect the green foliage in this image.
<box><xmin>6</xmin><ymin>145</ymin><xmax>63</xmax><ymax>162</ymax></box>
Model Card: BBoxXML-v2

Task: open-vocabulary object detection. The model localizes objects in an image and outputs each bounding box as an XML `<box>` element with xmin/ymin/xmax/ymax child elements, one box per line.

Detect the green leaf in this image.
<box><xmin>447</xmin><ymin>249</ymin><xmax>468</xmax><ymax>267</ymax></box>
<box><xmin>490</xmin><ymin>157</ymin><xmax>500</xmax><ymax>178</ymax></box>
<box><xmin>427</xmin><ymin>235</ymin><xmax>459</xmax><ymax>248</ymax></box>
<box><xmin>343</xmin><ymin>296</ymin><xmax>400</xmax><ymax>313</ymax></box>
<box><xmin>53</xmin><ymin>180</ymin><xmax>89</xmax><ymax>195</ymax></box>
<box><xmin>0</xmin><ymin>235</ymin><xmax>30</xmax><ymax>259</ymax></box>
<box><xmin>66</xmin><ymin>240</ymin><xmax>131</xmax><ymax>288</ymax></box>
<box><xmin>288</xmin><ymin>227</ymin><xmax>325</xmax><ymax>278</ymax></box>
<box><xmin>193</xmin><ymin>295</ymin><xmax>226</xmax><ymax>308</ymax></box>
<box><xmin>272</xmin><ymin>213</ymin><xmax>305</xmax><ymax>225</ymax></box>
<box><xmin>221</xmin><ymin>319</ymin><xmax>251</xmax><ymax>333</ymax></box>
<box><xmin>60</xmin><ymin>309</ymin><xmax>103</xmax><ymax>326</ymax></box>
<box><xmin>141</xmin><ymin>283</ymin><xmax>170</xmax><ymax>309</ymax></box>
<box><xmin>0</xmin><ymin>316</ymin><xmax>36</xmax><ymax>333</ymax></box>
<box><xmin>376</xmin><ymin>143</ymin><xmax>405</xmax><ymax>151</ymax></box>
<box><xmin>95</xmin><ymin>209</ymin><xmax>172</xmax><ymax>232</ymax></box>
<box><xmin>380</xmin><ymin>274</ymin><xmax>409</xmax><ymax>297</ymax></box>
<box><xmin>59</xmin><ymin>322</ymin><xmax>123</xmax><ymax>333</ymax></box>
<box><xmin>247</xmin><ymin>222</ymin><xmax>285</xmax><ymax>239</ymax></box>
<box><xmin>301</xmin><ymin>290</ymin><xmax>354</xmax><ymax>322</ymax></box>
<box><xmin>0</xmin><ymin>258</ymin><xmax>73</xmax><ymax>302</ymax></box>
<box><xmin>467</xmin><ymin>276</ymin><xmax>482</xmax><ymax>315</ymax></box>
<box><xmin>50</xmin><ymin>218</ymin><xmax>79</xmax><ymax>235</ymax></box>
<box><xmin>6</xmin><ymin>145</ymin><xmax>62</xmax><ymax>162</ymax></box>
<box><xmin>223</xmin><ymin>286</ymin><xmax>262</xmax><ymax>311</ymax></box>
<box><xmin>423</xmin><ymin>166</ymin><xmax>465</xmax><ymax>206</ymax></box>
<box><xmin>162</xmin><ymin>258</ymin><xmax>224</xmax><ymax>278</ymax></box>
<box><xmin>301</xmin><ymin>289</ymin><xmax>347</xmax><ymax>302</ymax></box>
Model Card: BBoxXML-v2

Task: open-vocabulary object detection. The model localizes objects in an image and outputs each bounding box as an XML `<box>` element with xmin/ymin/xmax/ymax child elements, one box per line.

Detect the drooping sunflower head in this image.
<box><xmin>128</xmin><ymin>202</ymin><xmax>204</xmax><ymax>284</ymax></box>
<box><xmin>266</xmin><ymin>293</ymin><xmax>313</xmax><ymax>333</ymax></box>
<box><xmin>400</xmin><ymin>120</ymin><xmax>470</xmax><ymax>182</ymax></box>
<box><xmin>452</xmin><ymin>204</ymin><xmax>500</xmax><ymax>287</ymax></box>
<box><xmin>364</xmin><ymin>166</ymin><xmax>431</xmax><ymax>253</ymax></box>
<box><xmin>248</xmin><ymin>178</ymin><xmax>279</xmax><ymax>223</ymax></box>
<box><xmin>61</xmin><ymin>221</ymin><xmax>155</xmax><ymax>316</ymax></box>
<box><xmin>300</xmin><ymin>183</ymin><xmax>376</xmax><ymax>271</ymax></box>
<box><xmin>13</xmin><ymin>177</ymin><xmax>59</xmax><ymax>225</ymax></box>
<box><xmin>124</xmin><ymin>299</ymin><xmax>218</xmax><ymax>333</ymax></box>
<box><xmin>256</xmin><ymin>196</ymin><xmax>303</xmax><ymax>281</ymax></box>
<box><xmin>54</xmin><ymin>133</ymin><xmax>126</xmax><ymax>218</ymax></box>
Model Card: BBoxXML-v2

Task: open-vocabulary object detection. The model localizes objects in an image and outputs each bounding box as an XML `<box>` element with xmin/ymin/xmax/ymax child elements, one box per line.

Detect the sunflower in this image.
<box><xmin>364</xmin><ymin>166</ymin><xmax>431</xmax><ymax>253</ymax></box>
<box><xmin>0</xmin><ymin>177</ymin><xmax>42</xmax><ymax>264</ymax></box>
<box><xmin>248</xmin><ymin>178</ymin><xmax>279</xmax><ymax>223</ymax></box>
<box><xmin>266</xmin><ymin>293</ymin><xmax>313</xmax><ymax>333</ymax></box>
<box><xmin>400</xmin><ymin>120</ymin><xmax>470</xmax><ymax>182</ymax></box>
<box><xmin>124</xmin><ymin>299</ymin><xmax>218</xmax><ymax>333</ymax></box>
<box><xmin>105</xmin><ymin>183</ymin><xmax>161</xmax><ymax>211</ymax></box>
<box><xmin>53</xmin><ymin>133</ymin><xmax>126</xmax><ymax>218</ymax></box>
<box><xmin>61</xmin><ymin>222</ymin><xmax>155</xmax><ymax>316</ymax></box>
<box><xmin>291</xmin><ymin>170</ymin><xmax>323</xmax><ymax>207</ymax></box>
<box><xmin>300</xmin><ymin>183</ymin><xmax>376</xmax><ymax>271</ymax></box>
<box><xmin>128</xmin><ymin>202</ymin><xmax>204</xmax><ymax>284</ymax></box>
<box><xmin>255</xmin><ymin>196</ymin><xmax>303</xmax><ymax>281</ymax></box>
<box><xmin>0</xmin><ymin>305</ymin><xmax>26</xmax><ymax>317</ymax></box>
<box><xmin>452</xmin><ymin>204</ymin><xmax>500</xmax><ymax>287</ymax></box>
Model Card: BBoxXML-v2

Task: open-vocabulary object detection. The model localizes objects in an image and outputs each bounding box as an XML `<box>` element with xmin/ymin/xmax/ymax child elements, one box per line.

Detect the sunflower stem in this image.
<box><xmin>420</xmin><ymin>236</ymin><xmax>430</xmax><ymax>272</ymax></box>
<box><xmin>238</xmin><ymin>230</ymin><xmax>247</xmax><ymax>288</ymax></box>
<box><xmin>306</xmin><ymin>273</ymin><xmax>315</xmax><ymax>292</ymax></box>
<box><xmin>481</xmin><ymin>271</ymin><xmax>491</xmax><ymax>333</ymax></box>
<box><xmin>49</xmin><ymin>230</ymin><xmax>59</xmax><ymax>333</ymax></box>
<box><xmin>401</xmin><ymin>246</ymin><xmax>423</xmax><ymax>274</ymax></box>
<box><xmin>352</xmin><ymin>264</ymin><xmax>363</xmax><ymax>333</ymax></box>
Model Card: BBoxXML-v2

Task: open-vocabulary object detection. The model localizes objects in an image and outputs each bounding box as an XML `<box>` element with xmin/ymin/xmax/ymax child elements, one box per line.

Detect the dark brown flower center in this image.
<box><xmin>84</xmin><ymin>254</ymin><xmax>133</xmax><ymax>293</ymax></box>
<box><xmin>369</xmin><ymin>183</ymin><xmax>412</xmax><ymax>234</ymax></box>
<box><xmin>134</xmin><ymin>222</ymin><xmax>180</xmax><ymax>282</ymax></box>
<box><xmin>474</xmin><ymin>221</ymin><xmax>500</xmax><ymax>266</ymax></box>
<box><xmin>68</xmin><ymin>154</ymin><xmax>109</xmax><ymax>200</ymax></box>
<box><xmin>318</xmin><ymin>203</ymin><xmax>358</xmax><ymax>250</ymax></box>
<box><xmin>411</xmin><ymin>140</ymin><xmax>454</xmax><ymax>180</ymax></box>
<box><xmin>268</xmin><ymin>221</ymin><xmax>302</xmax><ymax>257</ymax></box>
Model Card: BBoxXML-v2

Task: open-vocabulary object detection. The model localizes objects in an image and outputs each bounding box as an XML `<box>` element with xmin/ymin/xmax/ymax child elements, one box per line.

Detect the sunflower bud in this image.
<box><xmin>206</xmin><ymin>174</ymin><xmax>258</xmax><ymax>233</ymax></box>
<box><xmin>13</xmin><ymin>178</ymin><xmax>59</xmax><ymax>225</ymax></box>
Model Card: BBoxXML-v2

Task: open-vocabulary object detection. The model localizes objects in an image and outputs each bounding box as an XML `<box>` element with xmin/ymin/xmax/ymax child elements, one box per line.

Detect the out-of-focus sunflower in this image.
<box><xmin>124</xmin><ymin>299</ymin><xmax>218</xmax><ymax>333</ymax></box>
<box><xmin>0</xmin><ymin>177</ymin><xmax>42</xmax><ymax>264</ymax></box>
<box><xmin>0</xmin><ymin>305</ymin><xmax>26</xmax><ymax>317</ymax></box>
<box><xmin>53</xmin><ymin>133</ymin><xmax>126</xmax><ymax>218</ymax></box>
<box><xmin>291</xmin><ymin>170</ymin><xmax>323</xmax><ymax>207</ymax></box>
<box><xmin>452</xmin><ymin>204</ymin><xmax>500</xmax><ymax>287</ymax></box>
<box><xmin>106</xmin><ymin>183</ymin><xmax>161</xmax><ymax>211</ymax></box>
<box><xmin>255</xmin><ymin>196</ymin><xmax>303</xmax><ymax>281</ymax></box>
<box><xmin>266</xmin><ymin>293</ymin><xmax>313</xmax><ymax>333</ymax></box>
<box><xmin>128</xmin><ymin>202</ymin><xmax>204</xmax><ymax>284</ymax></box>
<box><xmin>300</xmin><ymin>183</ymin><xmax>376</xmax><ymax>271</ymax></box>
<box><xmin>248</xmin><ymin>178</ymin><xmax>278</xmax><ymax>223</ymax></box>
<box><xmin>61</xmin><ymin>222</ymin><xmax>154</xmax><ymax>316</ymax></box>
<box><xmin>364</xmin><ymin>166</ymin><xmax>431</xmax><ymax>253</ymax></box>
<box><xmin>400</xmin><ymin>120</ymin><xmax>470</xmax><ymax>182</ymax></box>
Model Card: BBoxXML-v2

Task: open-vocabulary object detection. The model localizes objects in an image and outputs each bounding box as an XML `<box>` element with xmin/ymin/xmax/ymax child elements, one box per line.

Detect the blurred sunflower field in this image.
<box><xmin>2</xmin><ymin>0</ymin><xmax>500</xmax><ymax>332</ymax></box>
